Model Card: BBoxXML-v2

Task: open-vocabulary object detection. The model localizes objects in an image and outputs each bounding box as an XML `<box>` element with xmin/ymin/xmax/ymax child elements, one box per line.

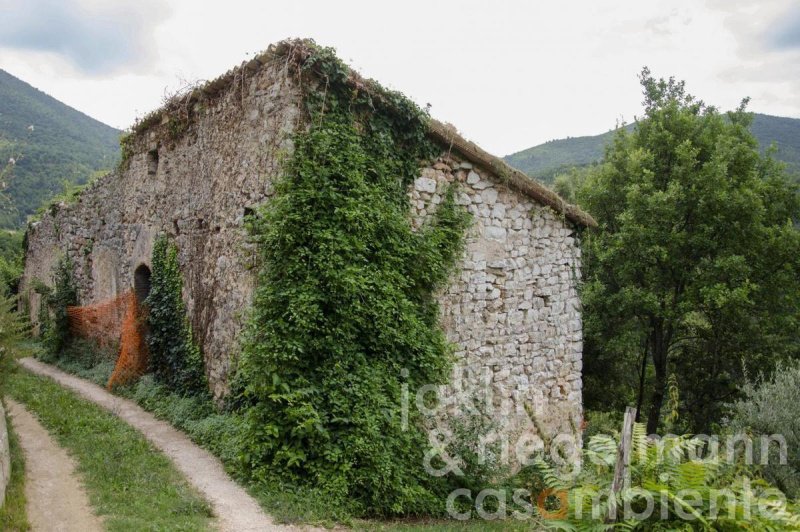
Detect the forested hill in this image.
<box><xmin>0</xmin><ymin>69</ymin><xmax>120</xmax><ymax>228</ymax></box>
<box><xmin>505</xmin><ymin>113</ymin><xmax>800</xmax><ymax>183</ymax></box>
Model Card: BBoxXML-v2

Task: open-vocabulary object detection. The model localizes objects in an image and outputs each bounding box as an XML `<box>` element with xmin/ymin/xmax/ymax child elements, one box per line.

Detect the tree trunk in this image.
<box><xmin>634</xmin><ymin>344</ymin><xmax>648</xmax><ymax>423</ymax></box>
<box><xmin>646</xmin><ymin>361</ymin><xmax>666</xmax><ymax>434</ymax></box>
<box><xmin>646</xmin><ymin>321</ymin><xmax>668</xmax><ymax>434</ymax></box>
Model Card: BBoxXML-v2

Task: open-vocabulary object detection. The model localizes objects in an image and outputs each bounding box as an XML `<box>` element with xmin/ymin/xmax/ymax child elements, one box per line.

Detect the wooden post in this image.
<box><xmin>607</xmin><ymin>406</ymin><xmax>637</xmax><ymax>522</ymax></box>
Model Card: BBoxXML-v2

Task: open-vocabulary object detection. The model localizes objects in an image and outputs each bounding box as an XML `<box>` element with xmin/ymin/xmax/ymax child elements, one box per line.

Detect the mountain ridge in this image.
<box><xmin>504</xmin><ymin>113</ymin><xmax>800</xmax><ymax>183</ymax></box>
<box><xmin>0</xmin><ymin>68</ymin><xmax>121</xmax><ymax>228</ymax></box>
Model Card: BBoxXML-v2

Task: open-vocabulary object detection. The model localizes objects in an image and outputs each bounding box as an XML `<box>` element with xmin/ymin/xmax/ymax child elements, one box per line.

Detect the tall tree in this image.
<box><xmin>579</xmin><ymin>69</ymin><xmax>800</xmax><ymax>433</ymax></box>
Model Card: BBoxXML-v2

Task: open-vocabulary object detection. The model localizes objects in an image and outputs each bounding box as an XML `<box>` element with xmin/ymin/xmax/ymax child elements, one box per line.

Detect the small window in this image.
<box><xmin>147</xmin><ymin>150</ymin><xmax>159</xmax><ymax>175</ymax></box>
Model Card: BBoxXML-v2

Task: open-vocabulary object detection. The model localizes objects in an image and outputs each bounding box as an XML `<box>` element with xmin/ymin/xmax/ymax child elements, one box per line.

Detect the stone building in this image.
<box><xmin>20</xmin><ymin>40</ymin><xmax>594</xmax><ymax>435</ymax></box>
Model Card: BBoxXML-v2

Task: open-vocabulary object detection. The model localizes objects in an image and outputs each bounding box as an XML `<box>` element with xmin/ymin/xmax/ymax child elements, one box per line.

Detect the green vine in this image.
<box><xmin>146</xmin><ymin>235</ymin><xmax>207</xmax><ymax>396</ymax></box>
<box><xmin>233</xmin><ymin>42</ymin><xmax>471</xmax><ymax>516</ymax></box>
<box><xmin>40</xmin><ymin>255</ymin><xmax>77</xmax><ymax>356</ymax></box>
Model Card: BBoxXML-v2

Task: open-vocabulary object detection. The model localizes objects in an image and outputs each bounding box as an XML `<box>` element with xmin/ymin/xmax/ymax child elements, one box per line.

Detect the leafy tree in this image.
<box><xmin>579</xmin><ymin>68</ymin><xmax>800</xmax><ymax>433</ymax></box>
<box><xmin>553</xmin><ymin>166</ymin><xmax>593</xmax><ymax>204</ymax></box>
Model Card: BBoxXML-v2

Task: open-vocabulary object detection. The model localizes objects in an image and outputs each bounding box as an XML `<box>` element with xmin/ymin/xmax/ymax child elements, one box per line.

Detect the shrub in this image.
<box><xmin>0</xmin><ymin>293</ymin><xmax>26</xmax><ymax>390</ymax></box>
<box><xmin>582</xmin><ymin>410</ymin><xmax>623</xmax><ymax>441</ymax></box>
<box><xmin>52</xmin><ymin>338</ymin><xmax>117</xmax><ymax>386</ymax></box>
<box><xmin>729</xmin><ymin>363</ymin><xmax>800</xmax><ymax>499</ymax></box>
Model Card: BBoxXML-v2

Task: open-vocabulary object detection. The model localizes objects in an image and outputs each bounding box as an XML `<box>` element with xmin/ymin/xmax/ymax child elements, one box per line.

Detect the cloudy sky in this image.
<box><xmin>1</xmin><ymin>0</ymin><xmax>799</xmax><ymax>155</ymax></box>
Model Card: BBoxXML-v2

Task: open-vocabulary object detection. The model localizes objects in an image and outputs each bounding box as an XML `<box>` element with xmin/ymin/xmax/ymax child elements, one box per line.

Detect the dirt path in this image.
<box><xmin>5</xmin><ymin>398</ymin><xmax>105</xmax><ymax>532</ymax></box>
<box><xmin>18</xmin><ymin>357</ymin><xmax>300</xmax><ymax>532</ymax></box>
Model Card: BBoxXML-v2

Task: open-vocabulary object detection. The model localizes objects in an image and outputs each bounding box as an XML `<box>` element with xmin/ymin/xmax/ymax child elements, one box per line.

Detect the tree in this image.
<box><xmin>579</xmin><ymin>68</ymin><xmax>800</xmax><ymax>433</ymax></box>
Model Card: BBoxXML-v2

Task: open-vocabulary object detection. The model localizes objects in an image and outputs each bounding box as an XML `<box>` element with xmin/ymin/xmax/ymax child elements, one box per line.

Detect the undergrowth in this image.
<box><xmin>533</xmin><ymin>424</ymin><xmax>800</xmax><ymax>529</ymax></box>
<box><xmin>41</xmin><ymin>343</ymin><xmax>800</xmax><ymax>529</ymax></box>
<box><xmin>44</xmin><ymin>345</ymin><xmax>351</xmax><ymax>524</ymax></box>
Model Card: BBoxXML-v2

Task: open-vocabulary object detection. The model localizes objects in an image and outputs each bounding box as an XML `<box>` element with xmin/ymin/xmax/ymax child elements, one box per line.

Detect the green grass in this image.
<box><xmin>0</xmin><ymin>411</ymin><xmax>30</xmax><ymax>531</ymax></box>
<box><xmin>5</xmin><ymin>367</ymin><xmax>213</xmax><ymax>531</ymax></box>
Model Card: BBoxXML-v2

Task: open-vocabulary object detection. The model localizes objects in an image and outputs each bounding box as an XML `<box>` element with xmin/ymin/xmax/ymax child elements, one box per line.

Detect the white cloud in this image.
<box><xmin>0</xmin><ymin>0</ymin><xmax>167</xmax><ymax>75</ymax></box>
<box><xmin>0</xmin><ymin>0</ymin><xmax>797</xmax><ymax>154</ymax></box>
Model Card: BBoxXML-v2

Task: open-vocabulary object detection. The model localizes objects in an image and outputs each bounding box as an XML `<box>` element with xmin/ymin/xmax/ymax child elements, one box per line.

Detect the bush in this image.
<box><xmin>0</xmin><ymin>293</ymin><xmax>26</xmax><ymax>390</ymax></box>
<box><xmin>729</xmin><ymin>363</ymin><xmax>800</xmax><ymax>499</ymax></box>
<box><xmin>582</xmin><ymin>410</ymin><xmax>623</xmax><ymax>441</ymax></box>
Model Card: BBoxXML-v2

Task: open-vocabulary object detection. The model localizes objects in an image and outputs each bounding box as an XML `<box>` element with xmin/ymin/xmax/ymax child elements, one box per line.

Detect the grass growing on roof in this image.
<box><xmin>5</xmin><ymin>368</ymin><xmax>214</xmax><ymax>532</ymax></box>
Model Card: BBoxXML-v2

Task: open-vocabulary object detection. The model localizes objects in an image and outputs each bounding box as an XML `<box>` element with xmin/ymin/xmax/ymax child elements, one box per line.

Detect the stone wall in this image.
<box><xmin>20</xmin><ymin>52</ymin><xmax>584</xmax><ymax>431</ymax></box>
<box><xmin>21</xmin><ymin>60</ymin><xmax>302</xmax><ymax>397</ymax></box>
<box><xmin>411</xmin><ymin>155</ymin><xmax>583</xmax><ymax>437</ymax></box>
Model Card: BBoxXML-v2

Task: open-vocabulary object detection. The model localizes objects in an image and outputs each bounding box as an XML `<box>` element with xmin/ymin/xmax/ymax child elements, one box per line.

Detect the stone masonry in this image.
<box><xmin>20</xmin><ymin>41</ymin><xmax>591</xmax><ymax>436</ymax></box>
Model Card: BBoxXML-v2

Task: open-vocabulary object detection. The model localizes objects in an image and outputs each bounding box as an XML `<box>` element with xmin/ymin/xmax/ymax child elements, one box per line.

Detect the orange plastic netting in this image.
<box><xmin>67</xmin><ymin>290</ymin><xmax>149</xmax><ymax>389</ymax></box>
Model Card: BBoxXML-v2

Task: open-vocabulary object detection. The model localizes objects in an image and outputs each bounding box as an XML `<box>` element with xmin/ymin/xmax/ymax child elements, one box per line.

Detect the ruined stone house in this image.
<box><xmin>20</xmin><ymin>40</ymin><xmax>595</xmax><ymax>433</ymax></box>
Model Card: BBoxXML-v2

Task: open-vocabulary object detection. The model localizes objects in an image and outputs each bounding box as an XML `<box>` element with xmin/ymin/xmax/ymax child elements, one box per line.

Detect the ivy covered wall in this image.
<box><xmin>20</xmin><ymin>43</ymin><xmax>586</xmax><ymax>507</ymax></box>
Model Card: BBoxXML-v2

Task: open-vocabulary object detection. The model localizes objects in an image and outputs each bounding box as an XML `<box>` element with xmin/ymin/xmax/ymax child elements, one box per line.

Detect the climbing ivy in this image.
<box><xmin>40</xmin><ymin>255</ymin><xmax>77</xmax><ymax>356</ymax></box>
<box><xmin>234</xmin><ymin>42</ymin><xmax>471</xmax><ymax>516</ymax></box>
<box><xmin>146</xmin><ymin>235</ymin><xmax>207</xmax><ymax>396</ymax></box>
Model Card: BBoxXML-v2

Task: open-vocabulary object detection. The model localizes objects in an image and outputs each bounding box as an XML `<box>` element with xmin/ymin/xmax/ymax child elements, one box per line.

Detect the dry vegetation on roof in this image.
<box><xmin>123</xmin><ymin>38</ymin><xmax>595</xmax><ymax>227</ymax></box>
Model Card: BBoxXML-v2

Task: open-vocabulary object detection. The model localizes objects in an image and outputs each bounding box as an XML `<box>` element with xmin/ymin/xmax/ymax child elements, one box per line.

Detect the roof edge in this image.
<box><xmin>427</xmin><ymin>120</ymin><xmax>596</xmax><ymax>228</ymax></box>
<box><xmin>125</xmin><ymin>39</ymin><xmax>596</xmax><ymax>228</ymax></box>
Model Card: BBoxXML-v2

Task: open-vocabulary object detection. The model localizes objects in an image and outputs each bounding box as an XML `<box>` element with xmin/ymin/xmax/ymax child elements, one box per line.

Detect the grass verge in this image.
<box><xmin>42</xmin><ymin>341</ymin><xmax>352</xmax><ymax>526</ymax></box>
<box><xmin>5</xmin><ymin>367</ymin><xmax>214</xmax><ymax>531</ymax></box>
<box><xmin>40</xmin><ymin>341</ymin><xmax>545</xmax><ymax>529</ymax></box>
<box><xmin>0</xmin><ymin>411</ymin><xmax>30</xmax><ymax>531</ymax></box>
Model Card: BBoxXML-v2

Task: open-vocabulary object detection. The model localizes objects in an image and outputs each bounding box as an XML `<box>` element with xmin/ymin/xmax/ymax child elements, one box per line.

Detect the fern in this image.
<box><xmin>528</xmin><ymin>429</ymin><xmax>800</xmax><ymax>529</ymax></box>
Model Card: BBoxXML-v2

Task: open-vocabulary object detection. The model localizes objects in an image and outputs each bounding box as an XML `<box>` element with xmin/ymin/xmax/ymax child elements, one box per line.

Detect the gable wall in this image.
<box><xmin>412</xmin><ymin>155</ymin><xmax>582</xmax><ymax>436</ymax></box>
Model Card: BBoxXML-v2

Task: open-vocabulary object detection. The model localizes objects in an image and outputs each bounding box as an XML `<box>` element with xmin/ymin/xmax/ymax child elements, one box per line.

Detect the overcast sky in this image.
<box><xmin>1</xmin><ymin>0</ymin><xmax>799</xmax><ymax>155</ymax></box>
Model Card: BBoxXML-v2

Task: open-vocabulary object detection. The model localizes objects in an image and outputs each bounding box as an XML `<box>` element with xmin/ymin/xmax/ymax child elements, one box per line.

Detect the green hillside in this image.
<box><xmin>505</xmin><ymin>113</ymin><xmax>800</xmax><ymax>182</ymax></box>
<box><xmin>0</xmin><ymin>69</ymin><xmax>120</xmax><ymax>228</ymax></box>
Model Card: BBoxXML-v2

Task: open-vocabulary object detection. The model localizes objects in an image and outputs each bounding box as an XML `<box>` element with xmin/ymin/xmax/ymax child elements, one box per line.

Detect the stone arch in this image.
<box><xmin>134</xmin><ymin>264</ymin><xmax>152</xmax><ymax>305</ymax></box>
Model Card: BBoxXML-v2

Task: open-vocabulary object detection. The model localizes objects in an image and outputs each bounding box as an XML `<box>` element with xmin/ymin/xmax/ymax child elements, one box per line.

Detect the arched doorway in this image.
<box><xmin>134</xmin><ymin>264</ymin><xmax>152</xmax><ymax>305</ymax></box>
